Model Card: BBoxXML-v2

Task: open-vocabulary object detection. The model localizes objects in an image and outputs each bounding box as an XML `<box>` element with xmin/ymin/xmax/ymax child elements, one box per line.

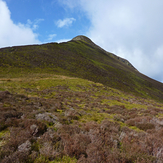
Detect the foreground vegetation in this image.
<box><xmin>1</xmin><ymin>73</ymin><xmax>163</xmax><ymax>162</ymax></box>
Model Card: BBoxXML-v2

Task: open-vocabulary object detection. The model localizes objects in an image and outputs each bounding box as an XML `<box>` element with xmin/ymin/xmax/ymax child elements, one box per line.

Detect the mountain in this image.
<box><xmin>72</xmin><ymin>35</ymin><xmax>137</xmax><ymax>70</ymax></box>
<box><xmin>1</xmin><ymin>36</ymin><xmax>163</xmax><ymax>162</ymax></box>
<box><xmin>0</xmin><ymin>35</ymin><xmax>163</xmax><ymax>102</ymax></box>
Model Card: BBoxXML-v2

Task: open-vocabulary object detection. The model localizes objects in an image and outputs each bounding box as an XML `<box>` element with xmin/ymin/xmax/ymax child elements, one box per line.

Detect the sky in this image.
<box><xmin>1</xmin><ymin>0</ymin><xmax>163</xmax><ymax>83</ymax></box>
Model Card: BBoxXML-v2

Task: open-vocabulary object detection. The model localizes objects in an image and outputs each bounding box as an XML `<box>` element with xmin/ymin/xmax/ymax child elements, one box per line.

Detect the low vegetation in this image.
<box><xmin>1</xmin><ymin>73</ymin><xmax>163</xmax><ymax>162</ymax></box>
<box><xmin>0</xmin><ymin>38</ymin><xmax>163</xmax><ymax>102</ymax></box>
<box><xmin>1</xmin><ymin>36</ymin><xmax>163</xmax><ymax>162</ymax></box>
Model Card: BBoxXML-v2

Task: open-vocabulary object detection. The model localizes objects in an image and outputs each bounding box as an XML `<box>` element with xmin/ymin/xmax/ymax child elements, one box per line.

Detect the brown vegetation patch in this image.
<box><xmin>0</xmin><ymin>89</ymin><xmax>163</xmax><ymax>162</ymax></box>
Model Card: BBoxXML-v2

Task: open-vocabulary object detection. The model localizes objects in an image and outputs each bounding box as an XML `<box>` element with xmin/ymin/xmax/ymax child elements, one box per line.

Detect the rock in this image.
<box><xmin>119</xmin><ymin>132</ymin><xmax>126</xmax><ymax>141</ymax></box>
<box><xmin>55</xmin><ymin>122</ymin><xmax>62</xmax><ymax>129</ymax></box>
<box><xmin>30</xmin><ymin>124</ymin><xmax>39</xmax><ymax>136</ymax></box>
<box><xmin>152</xmin><ymin>117</ymin><xmax>163</xmax><ymax>125</ymax></box>
<box><xmin>18</xmin><ymin>140</ymin><xmax>31</xmax><ymax>153</ymax></box>
<box><xmin>35</xmin><ymin>112</ymin><xmax>58</xmax><ymax>124</ymax></box>
<box><xmin>64</xmin><ymin>109</ymin><xmax>80</xmax><ymax>120</ymax></box>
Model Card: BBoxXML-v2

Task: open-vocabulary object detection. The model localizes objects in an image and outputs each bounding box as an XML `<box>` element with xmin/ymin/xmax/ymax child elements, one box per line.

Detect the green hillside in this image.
<box><xmin>0</xmin><ymin>35</ymin><xmax>163</xmax><ymax>102</ymax></box>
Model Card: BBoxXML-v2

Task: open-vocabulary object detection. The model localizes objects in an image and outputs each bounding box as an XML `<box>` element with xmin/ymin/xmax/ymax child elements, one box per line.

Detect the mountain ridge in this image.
<box><xmin>72</xmin><ymin>35</ymin><xmax>137</xmax><ymax>71</ymax></box>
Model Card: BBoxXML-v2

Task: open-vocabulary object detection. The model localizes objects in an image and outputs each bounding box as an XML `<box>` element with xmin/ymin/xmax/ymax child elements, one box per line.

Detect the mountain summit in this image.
<box><xmin>72</xmin><ymin>35</ymin><xmax>137</xmax><ymax>71</ymax></box>
<box><xmin>72</xmin><ymin>35</ymin><xmax>97</xmax><ymax>46</ymax></box>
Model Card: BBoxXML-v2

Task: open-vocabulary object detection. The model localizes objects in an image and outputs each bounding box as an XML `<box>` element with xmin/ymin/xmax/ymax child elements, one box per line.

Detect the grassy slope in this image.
<box><xmin>0</xmin><ymin>40</ymin><xmax>163</xmax><ymax>102</ymax></box>
<box><xmin>1</xmin><ymin>74</ymin><xmax>163</xmax><ymax>162</ymax></box>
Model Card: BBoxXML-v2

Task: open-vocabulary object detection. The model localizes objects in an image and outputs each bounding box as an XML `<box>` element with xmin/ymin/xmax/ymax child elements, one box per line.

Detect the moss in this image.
<box><xmin>56</xmin><ymin>109</ymin><xmax>63</xmax><ymax>113</ymax></box>
<box><xmin>0</xmin><ymin>129</ymin><xmax>9</xmax><ymax>138</ymax></box>
<box><xmin>31</xmin><ymin>141</ymin><xmax>40</xmax><ymax>152</ymax></box>
<box><xmin>34</xmin><ymin>155</ymin><xmax>49</xmax><ymax>163</ymax></box>
<box><xmin>0</xmin><ymin>129</ymin><xmax>9</xmax><ymax>147</ymax></box>
<box><xmin>156</xmin><ymin>113</ymin><xmax>163</xmax><ymax>118</ymax></box>
<box><xmin>129</xmin><ymin>126</ymin><xmax>144</xmax><ymax>132</ymax></box>
<box><xmin>3</xmin><ymin>103</ymin><xmax>11</xmax><ymax>107</ymax></box>
<box><xmin>80</xmin><ymin>111</ymin><xmax>114</xmax><ymax>123</ymax></box>
<box><xmin>50</xmin><ymin>156</ymin><xmax>77</xmax><ymax>163</ymax></box>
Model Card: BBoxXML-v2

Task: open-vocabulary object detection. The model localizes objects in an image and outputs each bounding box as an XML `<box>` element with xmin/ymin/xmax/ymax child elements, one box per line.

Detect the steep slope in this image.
<box><xmin>0</xmin><ymin>35</ymin><xmax>163</xmax><ymax>102</ymax></box>
<box><xmin>72</xmin><ymin>35</ymin><xmax>137</xmax><ymax>70</ymax></box>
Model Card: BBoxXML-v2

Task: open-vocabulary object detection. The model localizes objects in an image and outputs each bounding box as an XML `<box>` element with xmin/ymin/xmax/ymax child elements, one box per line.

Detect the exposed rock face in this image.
<box><xmin>72</xmin><ymin>35</ymin><xmax>137</xmax><ymax>71</ymax></box>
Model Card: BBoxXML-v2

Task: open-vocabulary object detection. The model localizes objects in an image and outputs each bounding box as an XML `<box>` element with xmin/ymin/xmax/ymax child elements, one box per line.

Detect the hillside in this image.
<box><xmin>0</xmin><ymin>35</ymin><xmax>163</xmax><ymax>102</ymax></box>
<box><xmin>1</xmin><ymin>36</ymin><xmax>163</xmax><ymax>162</ymax></box>
<box><xmin>1</xmin><ymin>74</ymin><xmax>163</xmax><ymax>162</ymax></box>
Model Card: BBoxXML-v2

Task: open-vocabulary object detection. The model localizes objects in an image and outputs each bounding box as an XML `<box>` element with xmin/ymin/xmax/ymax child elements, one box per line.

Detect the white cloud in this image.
<box><xmin>0</xmin><ymin>0</ymin><xmax>40</xmax><ymax>48</ymax></box>
<box><xmin>47</xmin><ymin>33</ymin><xmax>57</xmax><ymax>41</ymax></box>
<box><xmin>61</xmin><ymin>0</ymin><xmax>163</xmax><ymax>82</ymax></box>
<box><xmin>26</xmin><ymin>19</ymin><xmax>44</xmax><ymax>30</ymax></box>
<box><xmin>32</xmin><ymin>19</ymin><xmax>44</xmax><ymax>30</ymax></box>
<box><xmin>56</xmin><ymin>18</ymin><xmax>76</xmax><ymax>28</ymax></box>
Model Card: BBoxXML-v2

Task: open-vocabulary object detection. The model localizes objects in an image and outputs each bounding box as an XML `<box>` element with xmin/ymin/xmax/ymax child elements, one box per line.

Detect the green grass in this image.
<box><xmin>49</xmin><ymin>156</ymin><xmax>77</xmax><ymax>163</ymax></box>
<box><xmin>0</xmin><ymin>74</ymin><xmax>94</xmax><ymax>98</ymax></box>
<box><xmin>80</xmin><ymin>111</ymin><xmax>115</xmax><ymax>123</ymax></box>
<box><xmin>0</xmin><ymin>129</ymin><xmax>9</xmax><ymax>147</ymax></box>
<box><xmin>0</xmin><ymin>129</ymin><xmax>9</xmax><ymax>139</ymax></box>
<box><xmin>1</xmin><ymin>73</ymin><xmax>163</xmax><ymax>110</ymax></box>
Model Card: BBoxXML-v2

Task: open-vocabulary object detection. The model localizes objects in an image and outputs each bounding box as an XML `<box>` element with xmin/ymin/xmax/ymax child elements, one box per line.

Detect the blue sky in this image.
<box><xmin>1</xmin><ymin>0</ymin><xmax>163</xmax><ymax>83</ymax></box>
<box><xmin>1</xmin><ymin>0</ymin><xmax>90</xmax><ymax>43</ymax></box>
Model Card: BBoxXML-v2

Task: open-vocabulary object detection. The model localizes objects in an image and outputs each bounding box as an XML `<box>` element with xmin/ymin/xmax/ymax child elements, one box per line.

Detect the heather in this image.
<box><xmin>1</xmin><ymin>74</ymin><xmax>163</xmax><ymax>162</ymax></box>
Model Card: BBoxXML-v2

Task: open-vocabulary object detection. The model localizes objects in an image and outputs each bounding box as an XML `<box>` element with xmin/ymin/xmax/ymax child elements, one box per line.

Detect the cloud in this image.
<box><xmin>56</xmin><ymin>18</ymin><xmax>76</xmax><ymax>28</ymax></box>
<box><xmin>57</xmin><ymin>0</ymin><xmax>80</xmax><ymax>9</ymax></box>
<box><xmin>0</xmin><ymin>0</ymin><xmax>40</xmax><ymax>48</ymax></box>
<box><xmin>47</xmin><ymin>33</ymin><xmax>57</xmax><ymax>41</ymax></box>
<box><xmin>64</xmin><ymin>0</ymin><xmax>163</xmax><ymax>82</ymax></box>
<box><xmin>26</xmin><ymin>19</ymin><xmax>44</xmax><ymax>30</ymax></box>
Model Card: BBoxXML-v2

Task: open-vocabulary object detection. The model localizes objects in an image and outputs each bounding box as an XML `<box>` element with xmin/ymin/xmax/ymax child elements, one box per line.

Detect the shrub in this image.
<box><xmin>7</xmin><ymin>127</ymin><xmax>31</xmax><ymax>150</ymax></box>
<box><xmin>33</xmin><ymin>155</ymin><xmax>49</xmax><ymax>163</ymax></box>
<box><xmin>51</xmin><ymin>155</ymin><xmax>77</xmax><ymax>163</ymax></box>
<box><xmin>62</xmin><ymin>133</ymin><xmax>91</xmax><ymax>158</ymax></box>
<box><xmin>23</xmin><ymin>119</ymin><xmax>47</xmax><ymax>136</ymax></box>
<box><xmin>136</xmin><ymin>123</ymin><xmax>155</xmax><ymax>131</ymax></box>
<box><xmin>0</xmin><ymin>119</ymin><xmax>6</xmax><ymax>131</ymax></box>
